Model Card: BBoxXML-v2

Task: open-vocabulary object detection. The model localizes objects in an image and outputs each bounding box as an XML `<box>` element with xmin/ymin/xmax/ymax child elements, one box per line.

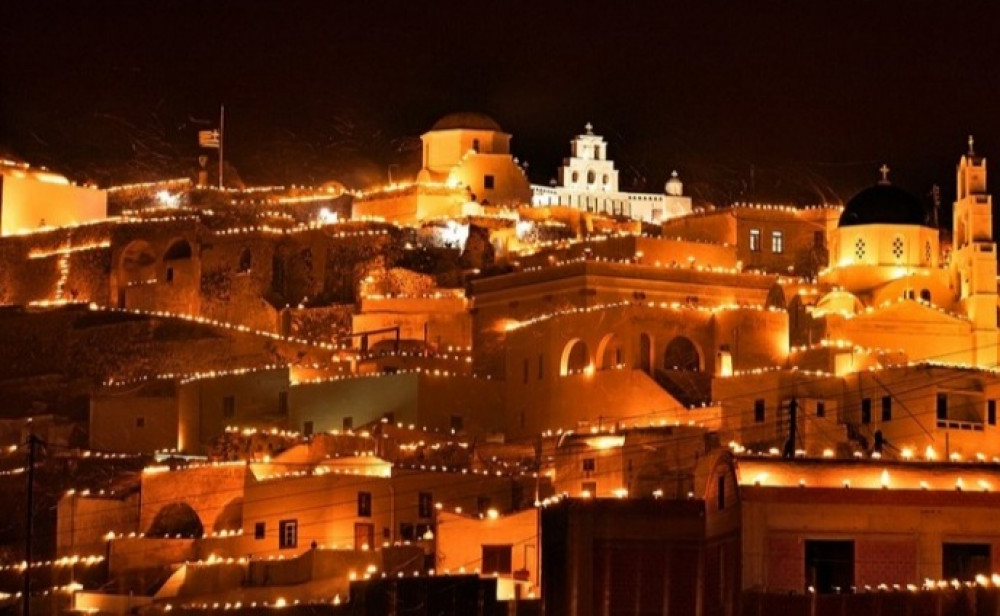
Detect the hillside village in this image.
<box><xmin>2</xmin><ymin>115</ymin><xmax>1000</xmax><ymax>614</ymax></box>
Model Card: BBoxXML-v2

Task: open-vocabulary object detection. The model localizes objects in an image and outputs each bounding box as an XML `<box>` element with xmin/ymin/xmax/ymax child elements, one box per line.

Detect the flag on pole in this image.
<box><xmin>198</xmin><ymin>130</ymin><xmax>221</xmax><ymax>149</ymax></box>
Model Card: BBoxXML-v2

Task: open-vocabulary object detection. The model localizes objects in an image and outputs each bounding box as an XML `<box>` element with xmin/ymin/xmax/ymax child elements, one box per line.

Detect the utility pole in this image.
<box><xmin>23</xmin><ymin>433</ymin><xmax>39</xmax><ymax>616</ymax></box>
<box><xmin>218</xmin><ymin>105</ymin><xmax>225</xmax><ymax>189</ymax></box>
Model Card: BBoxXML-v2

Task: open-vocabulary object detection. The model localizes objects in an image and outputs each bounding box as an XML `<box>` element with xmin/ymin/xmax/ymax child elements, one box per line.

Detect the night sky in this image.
<box><xmin>4</xmin><ymin>1</ymin><xmax>1000</xmax><ymax>206</ymax></box>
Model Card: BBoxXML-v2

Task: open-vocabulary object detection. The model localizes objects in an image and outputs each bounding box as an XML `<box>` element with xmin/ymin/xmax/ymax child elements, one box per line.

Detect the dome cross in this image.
<box><xmin>878</xmin><ymin>164</ymin><xmax>891</xmax><ymax>185</ymax></box>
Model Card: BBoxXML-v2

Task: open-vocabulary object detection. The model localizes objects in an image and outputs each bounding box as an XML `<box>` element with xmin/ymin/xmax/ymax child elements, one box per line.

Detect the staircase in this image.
<box><xmin>653</xmin><ymin>368</ymin><xmax>713</xmax><ymax>408</ymax></box>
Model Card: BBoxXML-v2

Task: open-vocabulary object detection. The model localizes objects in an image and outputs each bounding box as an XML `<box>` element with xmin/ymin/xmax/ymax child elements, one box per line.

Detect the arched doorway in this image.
<box><xmin>148</xmin><ymin>502</ymin><xmax>204</xmax><ymax>538</ymax></box>
<box><xmin>664</xmin><ymin>337</ymin><xmax>701</xmax><ymax>371</ymax></box>
<box><xmin>560</xmin><ymin>339</ymin><xmax>591</xmax><ymax>375</ymax></box>
<box><xmin>596</xmin><ymin>333</ymin><xmax>624</xmax><ymax>370</ymax></box>
<box><xmin>163</xmin><ymin>239</ymin><xmax>193</xmax><ymax>261</ymax></box>
<box><xmin>638</xmin><ymin>333</ymin><xmax>653</xmax><ymax>375</ymax></box>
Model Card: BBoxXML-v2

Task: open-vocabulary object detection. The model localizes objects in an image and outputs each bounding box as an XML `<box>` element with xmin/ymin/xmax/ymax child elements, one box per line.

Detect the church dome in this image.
<box><xmin>430</xmin><ymin>112</ymin><xmax>503</xmax><ymax>132</ymax></box>
<box><xmin>838</xmin><ymin>183</ymin><xmax>928</xmax><ymax>228</ymax></box>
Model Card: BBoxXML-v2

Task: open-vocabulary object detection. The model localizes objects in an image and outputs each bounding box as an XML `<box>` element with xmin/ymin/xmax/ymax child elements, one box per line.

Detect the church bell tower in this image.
<box><xmin>952</xmin><ymin>136</ymin><xmax>998</xmax><ymax>367</ymax></box>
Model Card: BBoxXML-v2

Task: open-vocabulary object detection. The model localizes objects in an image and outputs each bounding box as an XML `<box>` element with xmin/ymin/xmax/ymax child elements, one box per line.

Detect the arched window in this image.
<box><xmin>602</xmin><ymin>174</ymin><xmax>609</xmax><ymax>185</ymax></box>
<box><xmin>587</xmin><ymin>170</ymin><xmax>596</xmax><ymax>184</ymax></box>
<box><xmin>572</xmin><ymin>171</ymin><xmax>579</xmax><ymax>184</ymax></box>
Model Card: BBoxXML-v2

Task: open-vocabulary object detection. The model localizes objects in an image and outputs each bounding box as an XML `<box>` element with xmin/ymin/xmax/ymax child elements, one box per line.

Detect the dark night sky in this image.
<box><xmin>4</xmin><ymin>1</ymin><xmax>1000</xmax><ymax>206</ymax></box>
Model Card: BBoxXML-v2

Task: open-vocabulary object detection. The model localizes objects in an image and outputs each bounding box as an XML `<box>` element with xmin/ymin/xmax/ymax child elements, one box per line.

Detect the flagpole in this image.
<box><xmin>218</xmin><ymin>104</ymin><xmax>225</xmax><ymax>189</ymax></box>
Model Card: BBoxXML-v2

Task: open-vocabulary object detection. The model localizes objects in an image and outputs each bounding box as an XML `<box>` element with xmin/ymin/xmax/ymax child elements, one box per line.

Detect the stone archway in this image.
<box><xmin>147</xmin><ymin>502</ymin><xmax>204</xmax><ymax>538</ymax></box>
<box><xmin>664</xmin><ymin>336</ymin><xmax>701</xmax><ymax>371</ymax></box>
<box><xmin>119</xmin><ymin>240</ymin><xmax>157</xmax><ymax>284</ymax></box>
<box><xmin>596</xmin><ymin>333</ymin><xmax>624</xmax><ymax>370</ymax></box>
<box><xmin>560</xmin><ymin>339</ymin><xmax>591</xmax><ymax>376</ymax></box>
<box><xmin>163</xmin><ymin>239</ymin><xmax>193</xmax><ymax>261</ymax></box>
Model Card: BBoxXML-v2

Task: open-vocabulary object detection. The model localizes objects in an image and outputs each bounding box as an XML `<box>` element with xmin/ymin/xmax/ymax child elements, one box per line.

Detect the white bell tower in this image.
<box><xmin>952</xmin><ymin>135</ymin><xmax>998</xmax><ymax>367</ymax></box>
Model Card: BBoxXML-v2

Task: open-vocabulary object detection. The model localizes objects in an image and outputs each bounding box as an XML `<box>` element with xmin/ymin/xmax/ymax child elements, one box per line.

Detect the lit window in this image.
<box><xmin>278</xmin><ymin>520</ymin><xmax>297</xmax><ymax>549</ymax></box>
<box><xmin>771</xmin><ymin>231</ymin><xmax>784</xmax><ymax>254</ymax></box>
<box><xmin>749</xmin><ymin>229</ymin><xmax>761</xmax><ymax>252</ymax></box>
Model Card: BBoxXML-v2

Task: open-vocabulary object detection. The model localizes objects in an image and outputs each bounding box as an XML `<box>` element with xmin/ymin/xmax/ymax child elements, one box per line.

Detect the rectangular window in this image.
<box><xmin>223</xmin><ymin>395</ymin><xmax>235</xmax><ymax>419</ymax></box>
<box><xmin>771</xmin><ymin>231</ymin><xmax>784</xmax><ymax>254</ymax></box>
<box><xmin>861</xmin><ymin>398</ymin><xmax>872</xmax><ymax>424</ymax></box>
<box><xmin>881</xmin><ymin>396</ymin><xmax>892</xmax><ymax>421</ymax></box>
<box><xmin>482</xmin><ymin>545</ymin><xmax>513</xmax><ymax>574</ymax></box>
<box><xmin>418</xmin><ymin>492</ymin><xmax>433</xmax><ymax>518</ymax></box>
<box><xmin>278</xmin><ymin>391</ymin><xmax>288</xmax><ymax>415</ymax></box>
<box><xmin>136</xmin><ymin>417</ymin><xmax>145</xmax><ymax>428</ymax></box>
<box><xmin>399</xmin><ymin>523</ymin><xmax>415</xmax><ymax>541</ymax></box>
<box><xmin>358</xmin><ymin>492</ymin><xmax>372</xmax><ymax>517</ymax></box>
<box><xmin>989</xmin><ymin>400</ymin><xmax>997</xmax><ymax>426</ymax></box>
<box><xmin>943</xmin><ymin>543</ymin><xmax>991</xmax><ymax>580</ymax></box>
<box><xmin>816</xmin><ymin>402</ymin><xmax>826</xmax><ymax>418</ymax></box>
<box><xmin>582</xmin><ymin>458</ymin><xmax>596</xmax><ymax>472</ymax></box>
<box><xmin>484</xmin><ymin>175</ymin><xmax>495</xmax><ymax>190</ymax></box>
<box><xmin>254</xmin><ymin>522</ymin><xmax>265</xmax><ymax>540</ymax></box>
<box><xmin>805</xmin><ymin>540</ymin><xmax>854</xmax><ymax>594</ymax></box>
<box><xmin>303</xmin><ymin>421</ymin><xmax>314</xmax><ymax>437</ymax></box>
<box><xmin>717</xmin><ymin>476</ymin><xmax>726</xmax><ymax>510</ymax></box>
<box><xmin>937</xmin><ymin>393</ymin><xmax>948</xmax><ymax>420</ymax></box>
<box><xmin>754</xmin><ymin>399</ymin><xmax>765</xmax><ymax>423</ymax></box>
<box><xmin>343</xmin><ymin>416</ymin><xmax>353</xmax><ymax>431</ymax></box>
<box><xmin>749</xmin><ymin>229</ymin><xmax>761</xmax><ymax>252</ymax></box>
<box><xmin>278</xmin><ymin>519</ymin><xmax>297</xmax><ymax>549</ymax></box>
